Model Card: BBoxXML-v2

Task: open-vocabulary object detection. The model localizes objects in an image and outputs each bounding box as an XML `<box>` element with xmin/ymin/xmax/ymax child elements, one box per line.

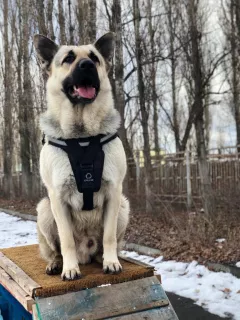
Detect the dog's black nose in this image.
<box><xmin>79</xmin><ymin>59</ymin><xmax>95</xmax><ymax>69</ymax></box>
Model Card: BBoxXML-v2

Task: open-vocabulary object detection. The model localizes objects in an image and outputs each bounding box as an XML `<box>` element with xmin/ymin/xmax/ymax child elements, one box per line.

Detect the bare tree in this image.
<box><xmin>47</xmin><ymin>0</ymin><xmax>55</xmax><ymax>41</ymax></box>
<box><xmin>133</xmin><ymin>0</ymin><xmax>154</xmax><ymax>213</ymax></box>
<box><xmin>36</xmin><ymin>0</ymin><xmax>48</xmax><ymax>35</ymax></box>
<box><xmin>3</xmin><ymin>0</ymin><xmax>13</xmax><ymax>197</ymax></box>
<box><xmin>222</xmin><ymin>0</ymin><xmax>240</xmax><ymax>151</ymax></box>
<box><xmin>58</xmin><ymin>0</ymin><xmax>67</xmax><ymax>44</ymax></box>
<box><xmin>75</xmin><ymin>0</ymin><xmax>96</xmax><ymax>44</ymax></box>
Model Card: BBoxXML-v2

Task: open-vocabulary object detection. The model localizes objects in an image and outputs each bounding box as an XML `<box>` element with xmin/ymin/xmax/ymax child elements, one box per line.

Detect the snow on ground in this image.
<box><xmin>0</xmin><ymin>211</ymin><xmax>37</xmax><ymax>248</ymax></box>
<box><xmin>1</xmin><ymin>210</ymin><xmax>240</xmax><ymax>319</ymax></box>
<box><xmin>121</xmin><ymin>251</ymin><xmax>240</xmax><ymax>320</ymax></box>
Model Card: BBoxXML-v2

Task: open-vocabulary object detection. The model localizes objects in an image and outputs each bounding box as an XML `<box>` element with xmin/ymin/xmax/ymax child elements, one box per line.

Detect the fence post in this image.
<box><xmin>186</xmin><ymin>148</ymin><xmax>192</xmax><ymax>210</ymax></box>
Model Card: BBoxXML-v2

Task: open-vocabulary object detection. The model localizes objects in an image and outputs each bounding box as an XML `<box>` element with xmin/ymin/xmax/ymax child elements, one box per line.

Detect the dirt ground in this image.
<box><xmin>0</xmin><ymin>197</ymin><xmax>37</xmax><ymax>215</ymax></box>
<box><xmin>125</xmin><ymin>209</ymin><xmax>240</xmax><ymax>264</ymax></box>
<box><xmin>1</xmin><ymin>197</ymin><xmax>240</xmax><ymax>264</ymax></box>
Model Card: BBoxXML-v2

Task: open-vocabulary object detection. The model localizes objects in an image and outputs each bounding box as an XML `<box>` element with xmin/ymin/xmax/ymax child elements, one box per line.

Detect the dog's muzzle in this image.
<box><xmin>62</xmin><ymin>58</ymin><xmax>100</xmax><ymax>105</ymax></box>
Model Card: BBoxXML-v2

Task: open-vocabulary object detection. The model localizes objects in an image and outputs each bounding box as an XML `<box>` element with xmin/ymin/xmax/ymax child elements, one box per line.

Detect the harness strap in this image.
<box><xmin>45</xmin><ymin>132</ymin><xmax>118</xmax><ymax>211</ymax></box>
<box><xmin>47</xmin><ymin>132</ymin><xmax>118</xmax><ymax>147</ymax></box>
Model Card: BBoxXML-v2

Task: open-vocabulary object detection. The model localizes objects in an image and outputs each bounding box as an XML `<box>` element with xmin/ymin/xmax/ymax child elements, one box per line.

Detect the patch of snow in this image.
<box><xmin>98</xmin><ymin>283</ymin><xmax>111</xmax><ymax>287</ymax></box>
<box><xmin>236</xmin><ymin>262</ymin><xmax>240</xmax><ymax>268</ymax></box>
<box><xmin>121</xmin><ymin>250</ymin><xmax>240</xmax><ymax>320</ymax></box>
<box><xmin>0</xmin><ymin>211</ymin><xmax>37</xmax><ymax>248</ymax></box>
<box><xmin>216</xmin><ymin>238</ymin><xmax>226</xmax><ymax>243</ymax></box>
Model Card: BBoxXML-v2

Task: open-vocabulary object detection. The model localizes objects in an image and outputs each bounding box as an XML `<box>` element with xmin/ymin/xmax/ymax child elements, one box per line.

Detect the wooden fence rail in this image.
<box><xmin>127</xmin><ymin>147</ymin><xmax>240</xmax><ymax>207</ymax></box>
<box><xmin>1</xmin><ymin>147</ymin><xmax>240</xmax><ymax>207</ymax></box>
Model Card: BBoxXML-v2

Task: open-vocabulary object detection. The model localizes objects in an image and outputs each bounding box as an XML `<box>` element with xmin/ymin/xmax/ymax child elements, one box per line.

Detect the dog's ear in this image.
<box><xmin>33</xmin><ymin>35</ymin><xmax>58</xmax><ymax>72</ymax></box>
<box><xmin>94</xmin><ymin>32</ymin><xmax>115</xmax><ymax>63</ymax></box>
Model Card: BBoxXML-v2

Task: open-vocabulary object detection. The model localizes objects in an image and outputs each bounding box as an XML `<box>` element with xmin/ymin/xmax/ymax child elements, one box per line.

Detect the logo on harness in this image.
<box><xmin>85</xmin><ymin>173</ymin><xmax>93</xmax><ymax>181</ymax></box>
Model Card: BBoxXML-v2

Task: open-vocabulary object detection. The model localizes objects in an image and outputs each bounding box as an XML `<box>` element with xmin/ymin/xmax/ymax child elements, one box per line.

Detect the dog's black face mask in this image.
<box><xmin>62</xmin><ymin>57</ymin><xmax>100</xmax><ymax>105</ymax></box>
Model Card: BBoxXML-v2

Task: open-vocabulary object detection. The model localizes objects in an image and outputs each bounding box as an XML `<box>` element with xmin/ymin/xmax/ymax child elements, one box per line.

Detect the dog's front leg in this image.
<box><xmin>49</xmin><ymin>191</ymin><xmax>81</xmax><ymax>280</ymax></box>
<box><xmin>103</xmin><ymin>185</ymin><xmax>122</xmax><ymax>274</ymax></box>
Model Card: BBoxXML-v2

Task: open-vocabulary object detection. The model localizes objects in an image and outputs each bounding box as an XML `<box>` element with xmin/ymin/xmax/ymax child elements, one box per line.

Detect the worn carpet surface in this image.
<box><xmin>1</xmin><ymin>245</ymin><xmax>154</xmax><ymax>298</ymax></box>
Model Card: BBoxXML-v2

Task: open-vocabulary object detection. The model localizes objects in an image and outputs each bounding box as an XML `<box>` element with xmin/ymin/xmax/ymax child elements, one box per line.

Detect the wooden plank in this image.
<box><xmin>32</xmin><ymin>304</ymin><xmax>40</xmax><ymax>320</ymax></box>
<box><xmin>0</xmin><ymin>251</ymin><xmax>41</xmax><ymax>297</ymax></box>
<box><xmin>0</xmin><ymin>267</ymin><xmax>35</xmax><ymax>311</ymax></box>
<box><xmin>108</xmin><ymin>305</ymin><xmax>178</xmax><ymax>319</ymax></box>
<box><xmin>36</xmin><ymin>276</ymin><xmax>169</xmax><ymax>320</ymax></box>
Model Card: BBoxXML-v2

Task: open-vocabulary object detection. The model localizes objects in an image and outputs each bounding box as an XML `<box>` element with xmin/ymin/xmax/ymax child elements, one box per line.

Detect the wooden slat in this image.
<box><xmin>0</xmin><ymin>251</ymin><xmax>41</xmax><ymax>297</ymax></box>
<box><xmin>108</xmin><ymin>305</ymin><xmax>178</xmax><ymax>319</ymax></box>
<box><xmin>36</xmin><ymin>276</ymin><xmax>169</xmax><ymax>320</ymax></box>
<box><xmin>0</xmin><ymin>267</ymin><xmax>35</xmax><ymax>311</ymax></box>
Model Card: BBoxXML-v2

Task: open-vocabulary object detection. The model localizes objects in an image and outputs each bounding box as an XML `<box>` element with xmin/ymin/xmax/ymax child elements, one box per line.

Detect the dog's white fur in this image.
<box><xmin>35</xmin><ymin>34</ymin><xmax>129</xmax><ymax>280</ymax></box>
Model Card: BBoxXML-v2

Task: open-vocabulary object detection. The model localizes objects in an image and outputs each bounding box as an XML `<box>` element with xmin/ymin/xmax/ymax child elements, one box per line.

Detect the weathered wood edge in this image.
<box><xmin>0</xmin><ymin>267</ymin><xmax>35</xmax><ymax>311</ymax></box>
<box><xmin>0</xmin><ymin>251</ymin><xmax>41</xmax><ymax>297</ymax></box>
<box><xmin>32</xmin><ymin>304</ymin><xmax>40</xmax><ymax>320</ymax></box>
<box><xmin>154</xmin><ymin>273</ymin><xmax>162</xmax><ymax>283</ymax></box>
<box><xmin>119</xmin><ymin>253</ymin><xmax>155</xmax><ymax>270</ymax></box>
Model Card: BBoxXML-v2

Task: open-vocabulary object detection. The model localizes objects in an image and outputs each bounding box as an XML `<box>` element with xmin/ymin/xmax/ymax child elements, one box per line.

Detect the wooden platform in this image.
<box><xmin>0</xmin><ymin>245</ymin><xmax>154</xmax><ymax>298</ymax></box>
<box><xmin>0</xmin><ymin>244</ymin><xmax>179</xmax><ymax>319</ymax></box>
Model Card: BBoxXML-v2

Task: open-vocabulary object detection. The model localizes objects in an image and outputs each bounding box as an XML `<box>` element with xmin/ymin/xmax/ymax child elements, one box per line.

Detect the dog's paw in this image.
<box><xmin>46</xmin><ymin>260</ymin><xmax>62</xmax><ymax>275</ymax></box>
<box><xmin>61</xmin><ymin>266</ymin><xmax>81</xmax><ymax>281</ymax></box>
<box><xmin>103</xmin><ymin>259</ymin><xmax>122</xmax><ymax>274</ymax></box>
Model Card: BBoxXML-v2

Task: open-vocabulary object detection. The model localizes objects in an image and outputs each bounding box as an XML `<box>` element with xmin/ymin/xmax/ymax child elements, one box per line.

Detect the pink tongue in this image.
<box><xmin>75</xmin><ymin>86</ymin><xmax>96</xmax><ymax>99</ymax></box>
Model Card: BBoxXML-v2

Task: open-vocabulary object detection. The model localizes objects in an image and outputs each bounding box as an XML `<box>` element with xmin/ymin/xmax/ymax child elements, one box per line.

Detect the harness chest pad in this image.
<box><xmin>47</xmin><ymin>133</ymin><xmax>118</xmax><ymax>211</ymax></box>
<box><xmin>65</xmin><ymin>136</ymin><xmax>104</xmax><ymax>193</ymax></box>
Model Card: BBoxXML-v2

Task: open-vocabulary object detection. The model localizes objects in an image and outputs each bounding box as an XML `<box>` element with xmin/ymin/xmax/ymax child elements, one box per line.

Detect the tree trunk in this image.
<box><xmin>111</xmin><ymin>0</ymin><xmax>136</xmax><ymax>192</ymax></box>
<box><xmin>169</xmin><ymin>0</ymin><xmax>180</xmax><ymax>152</ymax></box>
<box><xmin>47</xmin><ymin>0</ymin><xmax>55</xmax><ymax>41</ymax></box>
<box><xmin>3</xmin><ymin>0</ymin><xmax>13</xmax><ymax>198</ymax></box>
<box><xmin>68</xmin><ymin>0</ymin><xmax>74</xmax><ymax>44</ymax></box>
<box><xmin>88</xmin><ymin>0</ymin><xmax>96</xmax><ymax>42</ymax></box>
<box><xmin>36</xmin><ymin>0</ymin><xmax>48</xmax><ymax>35</ymax></box>
<box><xmin>76</xmin><ymin>0</ymin><xmax>95</xmax><ymax>44</ymax></box>
<box><xmin>187</xmin><ymin>0</ymin><xmax>214</xmax><ymax>216</ymax></box>
<box><xmin>147</xmin><ymin>0</ymin><xmax>160</xmax><ymax>158</ymax></box>
<box><xmin>18</xmin><ymin>0</ymin><xmax>32</xmax><ymax>198</ymax></box>
<box><xmin>231</xmin><ymin>0</ymin><xmax>240</xmax><ymax>153</ymax></box>
<box><xmin>58</xmin><ymin>0</ymin><xmax>67</xmax><ymax>44</ymax></box>
<box><xmin>133</xmin><ymin>0</ymin><xmax>154</xmax><ymax>213</ymax></box>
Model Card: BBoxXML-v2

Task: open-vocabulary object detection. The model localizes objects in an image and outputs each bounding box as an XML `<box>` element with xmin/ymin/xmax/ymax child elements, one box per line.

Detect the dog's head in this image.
<box><xmin>34</xmin><ymin>33</ymin><xmax>115</xmax><ymax>106</ymax></box>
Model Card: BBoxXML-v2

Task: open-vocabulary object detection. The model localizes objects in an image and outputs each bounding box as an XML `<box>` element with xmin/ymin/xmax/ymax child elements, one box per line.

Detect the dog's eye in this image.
<box><xmin>89</xmin><ymin>51</ymin><xmax>100</xmax><ymax>64</ymax></box>
<box><xmin>62</xmin><ymin>51</ymin><xmax>76</xmax><ymax>64</ymax></box>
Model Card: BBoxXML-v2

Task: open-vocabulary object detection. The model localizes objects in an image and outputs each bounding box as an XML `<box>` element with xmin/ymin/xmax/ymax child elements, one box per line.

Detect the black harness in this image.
<box><xmin>43</xmin><ymin>133</ymin><xmax>118</xmax><ymax>211</ymax></box>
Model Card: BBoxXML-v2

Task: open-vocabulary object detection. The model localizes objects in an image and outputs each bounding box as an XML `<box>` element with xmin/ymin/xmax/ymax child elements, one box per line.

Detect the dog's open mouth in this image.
<box><xmin>70</xmin><ymin>85</ymin><xmax>97</xmax><ymax>100</ymax></box>
<box><xmin>62</xmin><ymin>59</ymin><xmax>100</xmax><ymax>105</ymax></box>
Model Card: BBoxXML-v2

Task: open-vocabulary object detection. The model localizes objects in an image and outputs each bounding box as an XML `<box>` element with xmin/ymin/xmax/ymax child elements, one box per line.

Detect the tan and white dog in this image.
<box><xmin>34</xmin><ymin>33</ymin><xmax>129</xmax><ymax>280</ymax></box>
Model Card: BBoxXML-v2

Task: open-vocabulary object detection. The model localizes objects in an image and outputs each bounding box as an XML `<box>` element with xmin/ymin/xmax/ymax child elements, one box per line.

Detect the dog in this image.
<box><xmin>34</xmin><ymin>33</ymin><xmax>129</xmax><ymax>280</ymax></box>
